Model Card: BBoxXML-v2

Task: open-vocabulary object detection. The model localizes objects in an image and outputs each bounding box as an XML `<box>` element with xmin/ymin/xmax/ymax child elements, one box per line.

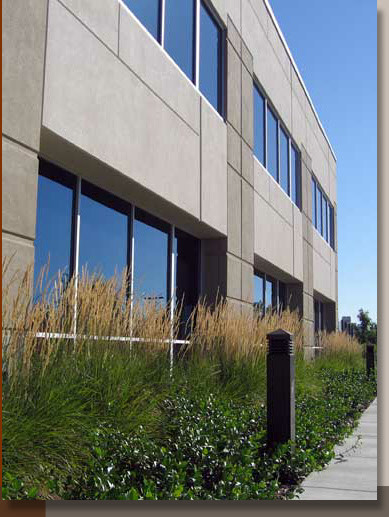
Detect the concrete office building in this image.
<box><xmin>2</xmin><ymin>0</ymin><xmax>338</xmax><ymax>350</ymax></box>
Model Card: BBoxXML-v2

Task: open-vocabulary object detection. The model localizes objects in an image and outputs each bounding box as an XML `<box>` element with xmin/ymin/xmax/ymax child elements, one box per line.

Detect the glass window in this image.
<box><xmin>267</xmin><ymin>106</ymin><xmax>278</xmax><ymax>181</ymax></box>
<box><xmin>253</xmin><ymin>272</ymin><xmax>264</xmax><ymax>315</ymax></box>
<box><xmin>174</xmin><ymin>228</ymin><xmax>199</xmax><ymax>337</ymax></box>
<box><xmin>329</xmin><ymin>204</ymin><xmax>335</xmax><ymax>249</ymax></box>
<box><xmin>312</xmin><ymin>178</ymin><xmax>317</xmax><ymax>228</ymax></box>
<box><xmin>34</xmin><ymin>163</ymin><xmax>76</xmax><ymax>298</ymax></box>
<box><xmin>265</xmin><ymin>277</ymin><xmax>275</xmax><ymax>312</ymax></box>
<box><xmin>79</xmin><ymin>182</ymin><xmax>129</xmax><ymax>280</ymax></box>
<box><xmin>253</xmin><ymin>85</ymin><xmax>265</xmax><ymax>165</ymax></box>
<box><xmin>165</xmin><ymin>0</ymin><xmax>195</xmax><ymax>82</ymax></box>
<box><xmin>279</xmin><ymin>281</ymin><xmax>286</xmax><ymax>311</ymax></box>
<box><xmin>199</xmin><ymin>1</ymin><xmax>222</xmax><ymax>114</ymax></box>
<box><xmin>133</xmin><ymin>208</ymin><xmax>169</xmax><ymax>307</ymax></box>
<box><xmin>317</xmin><ymin>187</ymin><xmax>323</xmax><ymax>236</ymax></box>
<box><xmin>291</xmin><ymin>144</ymin><xmax>300</xmax><ymax>208</ymax></box>
<box><xmin>280</xmin><ymin>127</ymin><xmax>289</xmax><ymax>195</ymax></box>
<box><xmin>323</xmin><ymin>197</ymin><xmax>328</xmax><ymax>243</ymax></box>
<box><xmin>123</xmin><ymin>0</ymin><xmax>161</xmax><ymax>41</ymax></box>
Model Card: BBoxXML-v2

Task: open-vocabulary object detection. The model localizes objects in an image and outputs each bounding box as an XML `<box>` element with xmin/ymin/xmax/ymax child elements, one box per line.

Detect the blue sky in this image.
<box><xmin>269</xmin><ymin>0</ymin><xmax>377</xmax><ymax>324</ymax></box>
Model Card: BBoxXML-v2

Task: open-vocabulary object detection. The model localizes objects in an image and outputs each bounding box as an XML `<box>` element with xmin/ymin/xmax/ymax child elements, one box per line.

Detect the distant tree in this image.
<box><xmin>356</xmin><ymin>308</ymin><xmax>377</xmax><ymax>345</ymax></box>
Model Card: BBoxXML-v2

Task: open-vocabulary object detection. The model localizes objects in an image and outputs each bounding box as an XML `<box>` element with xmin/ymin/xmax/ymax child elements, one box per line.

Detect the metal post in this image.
<box><xmin>366</xmin><ymin>343</ymin><xmax>375</xmax><ymax>377</ymax></box>
<box><xmin>267</xmin><ymin>329</ymin><xmax>295</xmax><ymax>450</ymax></box>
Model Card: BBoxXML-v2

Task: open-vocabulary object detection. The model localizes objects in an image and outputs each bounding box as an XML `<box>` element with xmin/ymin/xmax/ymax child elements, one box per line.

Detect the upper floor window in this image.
<box><xmin>124</xmin><ymin>0</ymin><xmax>224</xmax><ymax>116</ymax></box>
<box><xmin>253</xmin><ymin>86</ymin><xmax>265</xmax><ymax>166</ymax></box>
<box><xmin>291</xmin><ymin>144</ymin><xmax>300</xmax><ymax>207</ymax></box>
<box><xmin>280</xmin><ymin>126</ymin><xmax>289</xmax><ymax>196</ymax></box>
<box><xmin>312</xmin><ymin>175</ymin><xmax>335</xmax><ymax>250</ymax></box>
<box><xmin>267</xmin><ymin>106</ymin><xmax>278</xmax><ymax>182</ymax></box>
<box><xmin>199</xmin><ymin>1</ymin><xmax>223</xmax><ymax>113</ymax></box>
<box><xmin>123</xmin><ymin>0</ymin><xmax>161</xmax><ymax>41</ymax></box>
<box><xmin>165</xmin><ymin>0</ymin><xmax>196</xmax><ymax>82</ymax></box>
<box><xmin>253</xmin><ymin>82</ymin><xmax>301</xmax><ymax>209</ymax></box>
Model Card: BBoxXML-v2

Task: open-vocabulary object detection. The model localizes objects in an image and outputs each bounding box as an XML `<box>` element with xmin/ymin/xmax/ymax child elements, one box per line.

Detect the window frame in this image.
<box><xmin>253</xmin><ymin>78</ymin><xmax>301</xmax><ymax>210</ymax></box>
<box><xmin>34</xmin><ymin>160</ymin><xmax>201</xmax><ymax>363</ymax></box>
<box><xmin>121</xmin><ymin>0</ymin><xmax>226</xmax><ymax>118</ymax></box>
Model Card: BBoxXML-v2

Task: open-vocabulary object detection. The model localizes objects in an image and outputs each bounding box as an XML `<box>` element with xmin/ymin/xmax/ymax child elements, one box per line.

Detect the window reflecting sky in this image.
<box><xmin>123</xmin><ymin>0</ymin><xmax>160</xmax><ymax>41</ymax></box>
<box><xmin>265</xmin><ymin>278</ymin><xmax>273</xmax><ymax>311</ymax></box>
<box><xmin>34</xmin><ymin>174</ymin><xmax>74</xmax><ymax>295</ymax></box>
<box><xmin>79</xmin><ymin>191</ymin><xmax>128</xmax><ymax>280</ymax></box>
<box><xmin>280</xmin><ymin>127</ymin><xmax>289</xmax><ymax>195</ymax></box>
<box><xmin>317</xmin><ymin>187</ymin><xmax>322</xmax><ymax>236</ymax></box>
<box><xmin>254</xmin><ymin>273</ymin><xmax>264</xmax><ymax>313</ymax></box>
<box><xmin>199</xmin><ymin>1</ymin><xmax>221</xmax><ymax>113</ymax></box>
<box><xmin>133</xmin><ymin>211</ymin><xmax>168</xmax><ymax>307</ymax></box>
<box><xmin>312</xmin><ymin>178</ymin><xmax>316</xmax><ymax>228</ymax></box>
<box><xmin>164</xmin><ymin>0</ymin><xmax>195</xmax><ymax>82</ymax></box>
<box><xmin>267</xmin><ymin>107</ymin><xmax>278</xmax><ymax>181</ymax></box>
<box><xmin>254</xmin><ymin>86</ymin><xmax>265</xmax><ymax>165</ymax></box>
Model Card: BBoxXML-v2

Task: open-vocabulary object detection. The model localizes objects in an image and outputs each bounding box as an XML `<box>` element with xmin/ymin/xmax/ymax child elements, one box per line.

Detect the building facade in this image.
<box><xmin>2</xmin><ymin>0</ymin><xmax>338</xmax><ymax>350</ymax></box>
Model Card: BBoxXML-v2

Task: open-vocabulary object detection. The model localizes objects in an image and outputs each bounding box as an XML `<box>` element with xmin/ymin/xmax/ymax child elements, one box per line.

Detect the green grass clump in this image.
<box><xmin>2</xmin><ymin>260</ymin><xmax>376</xmax><ymax>499</ymax></box>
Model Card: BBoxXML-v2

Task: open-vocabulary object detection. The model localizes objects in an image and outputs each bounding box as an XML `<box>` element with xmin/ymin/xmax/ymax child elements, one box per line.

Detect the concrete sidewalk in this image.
<box><xmin>295</xmin><ymin>398</ymin><xmax>377</xmax><ymax>500</ymax></box>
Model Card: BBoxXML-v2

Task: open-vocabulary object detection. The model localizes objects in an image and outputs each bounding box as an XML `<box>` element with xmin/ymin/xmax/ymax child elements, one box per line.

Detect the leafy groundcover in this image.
<box><xmin>3</xmin><ymin>368</ymin><xmax>376</xmax><ymax>500</ymax></box>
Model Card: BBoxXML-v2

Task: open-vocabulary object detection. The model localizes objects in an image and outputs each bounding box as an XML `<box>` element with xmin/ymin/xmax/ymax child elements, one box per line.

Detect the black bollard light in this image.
<box><xmin>266</xmin><ymin>329</ymin><xmax>295</xmax><ymax>450</ymax></box>
<box><xmin>366</xmin><ymin>343</ymin><xmax>375</xmax><ymax>377</ymax></box>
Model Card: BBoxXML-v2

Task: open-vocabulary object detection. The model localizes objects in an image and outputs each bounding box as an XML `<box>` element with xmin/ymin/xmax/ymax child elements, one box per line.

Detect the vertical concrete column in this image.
<box><xmin>300</xmin><ymin>146</ymin><xmax>315</xmax><ymax>355</ymax></box>
<box><xmin>224</xmin><ymin>16</ymin><xmax>254</xmax><ymax>314</ymax></box>
<box><xmin>2</xmin><ymin>0</ymin><xmax>48</xmax><ymax>289</ymax></box>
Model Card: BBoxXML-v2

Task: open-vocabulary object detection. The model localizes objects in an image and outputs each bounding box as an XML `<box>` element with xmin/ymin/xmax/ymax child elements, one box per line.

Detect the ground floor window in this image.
<box><xmin>34</xmin><ymin>160</ymin><xmax>200</xmax><ymax>336</ymax></box>
<box><xmin>253</xmin><ymin>270</ymin><xmax>286</xmax><ymax>316</ymax></box>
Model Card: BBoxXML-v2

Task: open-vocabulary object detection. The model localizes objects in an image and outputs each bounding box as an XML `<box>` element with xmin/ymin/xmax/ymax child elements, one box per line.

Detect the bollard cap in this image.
<box><xmin>267</xmin><ymin>329</ymin><xmax>294</xmax><ymax>355</ymax></box>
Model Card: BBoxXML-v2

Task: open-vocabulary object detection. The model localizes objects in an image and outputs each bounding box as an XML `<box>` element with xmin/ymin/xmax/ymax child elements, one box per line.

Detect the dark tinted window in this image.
<box><xmin>317</xmin><ymin>187</ymin><xmax>323</xmax><ymax>236</ymax></box>
<box><xmin>79</xmin><ymin>182</ymin><xmax>128</xmax><ymax>280</ymax></box>
<box><xmin>291</xmin><ymin>144</ymin><xmax>300</xmax><ymax>207</ymax></box>
<box><xmin>267</xmin><ymin>106</ymin><xmax>278</xmax><ymax>181</ymax></box>
<box><xmin>165</xmin><ymin>0</ymin><xmax>195</xmax><ymax>82</ymax></box>
<box><xmin>329</xmin><ymin>205</ymin><xmax>335</xmax><ymax>249</ymax></box>
<box><xmin>279</xmin><ymin>281</ymin><xmax>286</xmax><ymax>311</ymax></box>
<box><xmin>174</xmin><ymin>228</ymin><xmax>199</xmax><ymax>336</ymax></box>
<box><xmin>133</xmin><ymin>209</ymin><xmax>169</xmax><ymax>307</ymax></box>
<box><xmin>253</xmin><ymin>86</ymin><xmax>265</xmax><ymax>165</ymax></box>
<box><xmin>199</xmin><ymin>1</ymin><xmax>222</xmax><ymax>113</ymax></box>
<box><xmin>34</xmin><ymin>164</ymin><xmax>75</xmax><ymax>297</ymax></box>
<box><xmin>280</xmin><ymin>127</ymin><xmax>289</xmax><ymax>195</ymax></box>
<box><xmin>123</xmin><ymin>0</ymin><xmax>161</xmax><ymax>41</ymax></box>
<box><xmin>323</xmin><ymin>197</ymin><xmax>328</xmax><ymax>242</ymax></box>
<box><xmin>312</xmin><ymin>178</ymin><xmax>317</xmax><ymax>228</ymax></box>
<box><xmin>266</xmin><ymin>277</ymin><xmax>275</xmax><ymax>312</ymax></box>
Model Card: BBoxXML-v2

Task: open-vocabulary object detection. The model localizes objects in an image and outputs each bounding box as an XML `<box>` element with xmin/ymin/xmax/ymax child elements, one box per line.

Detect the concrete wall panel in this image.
<box><xmin>241</xmin><ymin>64</ymin><xmax>254</xmax><ymax>148</ymax></box>
<box><xmin>242</xmin><ymin>140</ymin><xmax>254</xmax><ymax>185</ymax></box>
<box><xmin>201</xmin><ymin>99</ymin><xmax>227</xmax><ymax>235</ymax></box>
<box><xmin>2</xmin><ymin>139</ymin><xmax>38</xmax><ymax>240</ymax></box>
<box><xmin>2</xmin><ymin>233</ymin><xmax>35</xmax><ymax>297</ymax></box>
<box><xmin>227</xmin><ymin>167</ymin><xmax>242</xmax><ymax>256</ymax></box>
<box><xmin>312</xmin><ymin>231</ymin><xmax>331</xmax><ymax>266</ymax></box>
<box><xmin>267</xmin><ymin>13</ymin><xmax>291</xmax><ymax>81</ymax></box>
<box><xmin>227</xmin><ymin>42</ymin><xmax>242</xmax><ymax>134</ymax></box>
<box><xmin>253</xmin><ymin>159</ymin><xmax>270</xmax><ymax>201</ymax></box>
<box><xmin>254</xmin><ymin>193</ymin><xmax>294</xmax><ymax>276</ymax></box>
<box><xmin>329</xmin><ymin>170</ymin><xmax>337</xmax><ymax>207</ymax></box>
<box><xmin>269</xmin><ymin>180</ymin><xmax>293</xmax><ymax>226</ymax></box>
<box><xmin>212</xmin><ymin>0</ymin><xmax>241</xmax><ymax>30</ymax></box>
<box><xmin>242</xmin><ymin>0</ymin><xmax>291</xmax><ymax>132</ymax></box>
<box><xmin>291</xmin><ymin>92</ymin><xmax>307</xmax><ymax>150</ymax></box>
<box><xmin>2</xmin><ymin>0</ymin><xmax>47</xmax><ymax>150</ymax></box>
<box><xmin>227</xmin><ymin>124</ymin><xmax>241</xmax><ymax>173</ymax></box>
<box><xmin>119</xmin><ymin>5</ymin><xmax>200</xmax><ymax>134</ymax></box>
<box><xmin>227</xmin><ymin>253</ymin><xmax>242</xmax><ymax>300</ymax></box>
<box><xmin>242</xmin><ymin>181</ymin><xmax>254</xmax><ymax>263</ymax></box>
<box><xmin>43</xmin><ymin>0</ymin><xmax>200</xmax><ymax>219</ymax></box>
<box><xmin>241</xmin><ymin>261</ymin><xmax>254</xmax><ymax>304</ymax></box>
<box><xmin>293</xmin><ymin>205</ymin><xmax>303</xmax><ymax>282</ymax></box>
<box><xmin>60</xmin><ymin>0</ymin><xmax>118</xmax><ymax>52</ymax></box>
<box><xmin>313</xmin><ymin>247</ymin><xmax>331</xmax><ymax>300</ymax></box>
